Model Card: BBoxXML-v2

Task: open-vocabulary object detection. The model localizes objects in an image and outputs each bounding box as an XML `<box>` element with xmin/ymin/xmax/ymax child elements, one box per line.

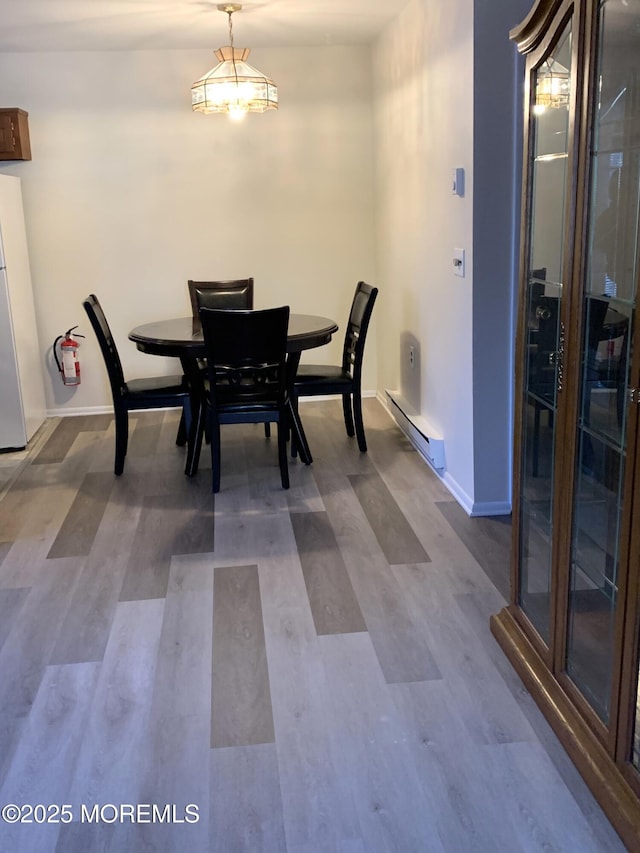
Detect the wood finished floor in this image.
<box><xmin>0</xmin><ymin>399</ymin><xmax>626</xmax><ymax>852</ymax></box>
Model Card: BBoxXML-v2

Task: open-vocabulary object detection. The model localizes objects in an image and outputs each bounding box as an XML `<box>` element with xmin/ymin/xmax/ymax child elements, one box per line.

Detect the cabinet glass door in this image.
<box><xmin>518</xmin><ymin>20</ymin><xmax>573</xmax><ymax>643</ymax></box>
<box><xmin>567</xmin><ymin>0</ymin><xmax>640</xmax><ymax>724</ymax></box>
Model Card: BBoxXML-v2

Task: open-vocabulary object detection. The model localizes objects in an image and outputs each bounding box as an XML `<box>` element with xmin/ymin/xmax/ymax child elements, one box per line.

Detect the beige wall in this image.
<box><xmin>373</xmin><ymin>0</ymin><xmax>476</xmax><ymax>505</ymax></box>
<box><xmin>373</xmin><ymin>0</ymin><xmax>529</xmax><ymax>513</ymax></box>
<box><xmin>0</xmin><ymin>46</ymin><xmax>376</xmax><ymax>413</ymax></box>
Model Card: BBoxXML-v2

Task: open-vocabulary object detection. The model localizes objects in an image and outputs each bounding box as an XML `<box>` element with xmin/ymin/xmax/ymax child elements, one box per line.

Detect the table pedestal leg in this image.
<box><xmin>286</xmin><ymin>352</ymin><xmax>312</xmax><ymax>465</ymax></box>
<box><xmin>180</xmin><ymin>356</ymin><xmax>205</xmax><ymax>477</ymax></box>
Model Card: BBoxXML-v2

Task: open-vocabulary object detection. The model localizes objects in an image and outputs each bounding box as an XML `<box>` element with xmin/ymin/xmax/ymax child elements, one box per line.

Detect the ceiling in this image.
<box><xmin>0</xmin><ymin>0</ymin><xmax>410</xmax><ymax>53</ymax></box>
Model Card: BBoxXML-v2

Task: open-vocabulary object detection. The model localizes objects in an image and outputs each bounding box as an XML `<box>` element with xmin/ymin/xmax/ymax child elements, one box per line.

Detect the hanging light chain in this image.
<box><xmin>227</xmin><ymin>9</ymin><xmax>234</xmax><ymax>49</ymax></box>
<box><xmin>227</xmin><ymin>9</ymin><xmax>240</xmax><ymax>100</ymax></box>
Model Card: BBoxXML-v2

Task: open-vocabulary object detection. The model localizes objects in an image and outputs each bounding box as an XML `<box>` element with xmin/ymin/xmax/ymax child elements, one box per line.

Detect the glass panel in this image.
<box><xmin>567</xmin><ymin>0</ymin><xmax>640</xmax><ymax>726</ymax></box>
<box><xmin>518</xmin><ymin>22</ymin><xmax>573</xmax><ymax>643</ymax></box>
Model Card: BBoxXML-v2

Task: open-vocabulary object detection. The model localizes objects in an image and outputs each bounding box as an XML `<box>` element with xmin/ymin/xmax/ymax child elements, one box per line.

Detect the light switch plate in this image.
<box><xmin>453</xmin><ymin>248</ymin><xmax>465</xmax><ymax>277</ymax></box>
<box><xmin>452</xmin><ymin>167</ymin><xmax>465</xmax><ymax>196</ymax></box>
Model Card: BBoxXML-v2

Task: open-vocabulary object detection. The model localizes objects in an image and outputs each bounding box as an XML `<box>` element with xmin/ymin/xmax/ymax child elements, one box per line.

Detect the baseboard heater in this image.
<box><xmin>385</xmin><ymin>390</ymin><xmax>445</xmax><ymax>471</ymax></box>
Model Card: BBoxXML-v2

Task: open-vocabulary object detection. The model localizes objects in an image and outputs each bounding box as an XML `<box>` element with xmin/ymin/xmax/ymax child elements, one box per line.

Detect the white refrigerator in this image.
<box><xmin>0</xmin><ymin>174</ymin><xmax>46</xmax><ymax>450</ymax></box>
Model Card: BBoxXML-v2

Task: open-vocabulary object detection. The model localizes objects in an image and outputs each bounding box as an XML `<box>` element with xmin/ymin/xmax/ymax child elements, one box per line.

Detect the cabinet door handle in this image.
<box><xmin>536</xmin><ymin>305</ymin><xmax>551</xmax><ymax>320</ymax></box>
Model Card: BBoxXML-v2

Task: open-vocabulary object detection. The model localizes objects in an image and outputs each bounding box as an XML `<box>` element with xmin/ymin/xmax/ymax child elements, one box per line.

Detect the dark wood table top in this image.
<box><xmin>129</xmin><ymin>313</ymin><xmax>339</xmax><ymax>358</ymax></box>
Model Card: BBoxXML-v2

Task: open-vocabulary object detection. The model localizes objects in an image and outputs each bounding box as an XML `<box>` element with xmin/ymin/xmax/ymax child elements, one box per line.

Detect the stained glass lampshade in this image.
<box><xmin>191</xmin><ymin>5</ymin><xmax>278</xmax><ymax>119</ymax></box>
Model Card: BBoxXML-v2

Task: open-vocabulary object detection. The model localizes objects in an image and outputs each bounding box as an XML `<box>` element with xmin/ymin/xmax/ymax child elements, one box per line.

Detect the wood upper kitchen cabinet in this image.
<box><xmin>0</xmin><ymin>109</ymin><xmax>32</xmax><ymax>161</ymax></box>
<box><xmin>491</xmin><ymin>0</ymin><xmax>640</xmax><ymax>847</ymax></box>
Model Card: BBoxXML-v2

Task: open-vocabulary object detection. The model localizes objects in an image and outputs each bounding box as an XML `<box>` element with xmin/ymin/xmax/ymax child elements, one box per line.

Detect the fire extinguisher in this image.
<box><xmin>53</xmin><ymin>326</ymin><xmax>85</xmax><ymax>386</ymax></box>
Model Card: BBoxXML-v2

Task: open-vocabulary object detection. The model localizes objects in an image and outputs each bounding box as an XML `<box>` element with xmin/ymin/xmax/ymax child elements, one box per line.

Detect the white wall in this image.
<box><xmin>373</xmin><ymin>0</ymin><xmax>529</xmax><ymax>514</ymax></box>
<box><xmin>0</xmin><ymin>46</ymin><xmax>376</xmax><ymax>413</ymax></box>
<box><xmin>373</xmin><ymin>0</ymin><xmax>476</xmax><ymax>505</ymax></box>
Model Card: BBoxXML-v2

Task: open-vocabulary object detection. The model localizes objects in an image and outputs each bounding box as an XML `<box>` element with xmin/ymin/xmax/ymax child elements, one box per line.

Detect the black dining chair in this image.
<box><xmin>199</xmin><ymin>305</ymin><xmax>290</xmax><ymax>493</ymax></box>
<box><xmin>83</xmin><ymin>294</ymin><xmax>191</xmax><ymax>475</ymax></box>
<box><xmin>187</xmin><ymin>277</ymin><xmax>272</xmax><ymax>441</ymax></box>
<box><xmin>292</xmin><ymin>281</ymin><xmax>378</xmax><ymax>452</ymax></box>
<box><xmin>188</xmin><ymin>278</ymin><xmax>254</xmax><ymax>331</ymax></box>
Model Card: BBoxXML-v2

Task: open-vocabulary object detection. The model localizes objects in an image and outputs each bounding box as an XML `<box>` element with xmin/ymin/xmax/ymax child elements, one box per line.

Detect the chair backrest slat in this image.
<box><xmin>341</xmin><ymin>281</ymin><xmax>378</xmax><ymax>378</ymax></box>
<box><xmin>82</xmin><ymin>293</ymin><xmax>126</xmax><ymax>397</ymax></box>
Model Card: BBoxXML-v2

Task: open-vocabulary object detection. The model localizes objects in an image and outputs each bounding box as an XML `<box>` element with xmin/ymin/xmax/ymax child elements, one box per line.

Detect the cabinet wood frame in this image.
<box><xmin>492</xmin><ymin>0</ymin><xmax>640</xmax><ymax>847</ymax></box>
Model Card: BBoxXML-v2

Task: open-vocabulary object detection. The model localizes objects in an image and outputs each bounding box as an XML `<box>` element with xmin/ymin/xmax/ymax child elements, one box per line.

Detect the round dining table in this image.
<box><xmin>129</xmin><ymin>313</ymin><xmax>339</xmax><ymax>475</ymax></box>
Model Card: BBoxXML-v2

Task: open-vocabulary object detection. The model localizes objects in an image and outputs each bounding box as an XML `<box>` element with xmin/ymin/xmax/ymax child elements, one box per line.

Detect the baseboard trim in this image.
<box><xmin>440</xmin><ymin>473</ymin><xmax>510</xmax><ymax>516</ymax></box>
<box><xmin>468</xmin><ymin>499</ymin><xmax>512</xmax><ymax>517</ymax></box>
<box><xmin>47</xmin><ymin>392</ymin><xmax>379</xmax><ymax>418</ymax></box>
<box><xmin>377</xmin><ymin>391</ymin><xmax>511</xmax><ymax>518</ymax></box>
<box><xmin>296</xmin><ymin>390</ymin><xmax>377</xmax><ymax>402</ymax></box>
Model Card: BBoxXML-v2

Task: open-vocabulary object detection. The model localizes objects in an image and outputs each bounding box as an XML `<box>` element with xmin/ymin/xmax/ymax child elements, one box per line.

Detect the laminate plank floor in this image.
<box><xmin>0</xmin><ymin>401</ymin><xmax>627</xmax><ymax>852</ymax></box>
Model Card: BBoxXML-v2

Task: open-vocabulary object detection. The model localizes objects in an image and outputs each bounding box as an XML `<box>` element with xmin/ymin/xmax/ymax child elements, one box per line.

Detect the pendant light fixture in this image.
<box><xmin>191</xmin><ymin>3</ymin><xmax>278</xmax><ymax>119</ymax></box>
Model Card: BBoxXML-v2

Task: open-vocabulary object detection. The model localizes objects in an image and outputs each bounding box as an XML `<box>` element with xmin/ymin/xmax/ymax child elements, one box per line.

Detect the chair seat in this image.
<box><xmin>124</xmin><ymin>374</ymin><xmax>189</xmax><ymax>401</ymax></box>
<box><xmin>218</xmin><ymin>406</ymin><xmax>282</xmax><ymax>426</ymax></box>
<box><xmin>295</xmin><ymin>364</ymin><xmax>352</xmax><ymax>388</ymax></box>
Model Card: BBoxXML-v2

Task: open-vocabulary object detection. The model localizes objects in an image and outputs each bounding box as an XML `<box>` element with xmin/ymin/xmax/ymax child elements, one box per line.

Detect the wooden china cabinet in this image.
<box><xmin>490</xmin><ymin>0</ymin><xmax>640</xmax><ymax>846</ymax></box>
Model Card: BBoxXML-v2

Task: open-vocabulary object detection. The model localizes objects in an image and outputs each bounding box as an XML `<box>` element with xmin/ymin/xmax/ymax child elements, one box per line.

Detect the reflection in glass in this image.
<box><xmin>535</xmin><ymin>58</ymin><xmax>570</xmax><ymax>112</ymax></box>
<box><xmin>518</xmin><ymin>22</ymin><xmax>573</xmax><ymax>643</ymax></box>
<box><xmin>566</xmin><ymin>0</ymin><xmax>640</xmax><ymax>727</ymax></box>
